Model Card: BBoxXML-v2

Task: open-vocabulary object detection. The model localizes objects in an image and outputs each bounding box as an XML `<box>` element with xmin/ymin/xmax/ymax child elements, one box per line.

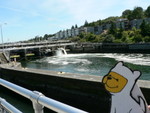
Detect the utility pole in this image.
<box><xmin>0</xmin><ymin>23</ymin><xmax>7</xmax><ymax>52</ymax></box>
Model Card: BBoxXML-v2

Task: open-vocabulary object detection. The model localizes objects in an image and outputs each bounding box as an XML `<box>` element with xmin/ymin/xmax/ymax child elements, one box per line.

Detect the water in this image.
<box><xmin>21</xmin><ymin>53</ymin><xmax>150</xmax><ymax>80</ymax></box>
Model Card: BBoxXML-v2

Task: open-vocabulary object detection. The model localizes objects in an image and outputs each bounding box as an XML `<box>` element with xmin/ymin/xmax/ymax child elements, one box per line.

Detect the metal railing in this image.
<box><xmin>0</xmin><ymin>97</ymin><xmax>22</xmax><ymax>113</ymax></box>
<box><xmin>0</xmin><ymin>78</ymin><xmax>88</xmax><ymax>113</ymax></box>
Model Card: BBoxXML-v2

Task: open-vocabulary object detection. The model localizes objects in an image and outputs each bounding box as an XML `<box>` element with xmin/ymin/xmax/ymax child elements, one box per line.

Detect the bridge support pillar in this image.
<box><xmin>38</xmin><ymin>47</ymin><xmax>42</xmax><ymax>58</ymax></box>
<box><xmin>24</xmin><ymin>49</ymin><xmax>27</xmax><ymax>60</ymax></box>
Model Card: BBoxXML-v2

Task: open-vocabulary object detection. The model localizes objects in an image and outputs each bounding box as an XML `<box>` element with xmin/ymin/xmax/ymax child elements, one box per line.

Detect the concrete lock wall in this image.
<box><xmin>70</xmin><ymin>43</ymin><xmax>150</xmax><ymax>54</ymax></box>
<box><xmin>0</xmin><ymin>66</ymin><xmax>150</xmax><ymax>113</ymax></box>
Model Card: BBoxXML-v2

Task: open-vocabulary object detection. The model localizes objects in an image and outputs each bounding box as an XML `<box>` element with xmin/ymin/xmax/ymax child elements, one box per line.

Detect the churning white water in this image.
<box><xmin>22</xmin><ymin>53</ymin><xmax>150</xmax><ymax>80</ymax></box>
<box><xmin>54</xmin><ymin>48</ymin><xmax>67</xmax><ymax>56</ymax></box>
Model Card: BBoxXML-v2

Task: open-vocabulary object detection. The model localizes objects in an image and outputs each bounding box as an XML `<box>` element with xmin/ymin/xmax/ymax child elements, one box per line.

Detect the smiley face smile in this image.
<box><xmin>105</xmin><ymin>83</ymin><xmax>118</xmax><ymax>89</ymax></box>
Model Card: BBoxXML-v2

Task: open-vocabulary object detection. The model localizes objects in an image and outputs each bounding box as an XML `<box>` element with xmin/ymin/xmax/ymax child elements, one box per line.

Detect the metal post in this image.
<box><xmin>0</xmin><ymin>23</ymin><xmax>7</xmax><ymax>51</ymax></box>
<box><xmin>38</xmin><ymin>47</ymin><xmax>41</xmax><ymax>58</ymax></box>
<box><xmin>30</xmin><ymin>91</ymin><xmax>44</xmax><ymax>113</ymax></box>
<box><xmin>0</xmin><ymin>97</ymin><xmax>22</xmax><ymax>113</ymax></box>
<box><xmin>24</xmin><ymin>48</ymin><xmax>27</xmax><ymax>60</ymax></box>
<box><xmin>0</xmin><ymin>24</ymin><xmax>4</xmax><ymax>51</ymax></box>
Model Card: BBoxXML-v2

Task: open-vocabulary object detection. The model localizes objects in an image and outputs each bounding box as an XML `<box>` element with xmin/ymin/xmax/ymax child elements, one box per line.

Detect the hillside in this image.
<box><xmin>83</xmin><ymin>6</ymin><xmax>150</xmax><ymax>27</ymax></box>
<box><xmin>28</xmin><ymin>6</ymin><xmax>150</xmax><ymax>43</ymax></box>
<box><xmin>69</xmin><ymin>6</ymin><xmax>150</xmax><ymax>43</ymax></box>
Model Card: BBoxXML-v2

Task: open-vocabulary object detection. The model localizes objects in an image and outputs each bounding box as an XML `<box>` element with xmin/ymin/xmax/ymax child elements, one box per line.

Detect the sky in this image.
<box><xmin>0</xmin><ymin>0</ymin><xmax>149</xmax><ymax>43</ymax></box>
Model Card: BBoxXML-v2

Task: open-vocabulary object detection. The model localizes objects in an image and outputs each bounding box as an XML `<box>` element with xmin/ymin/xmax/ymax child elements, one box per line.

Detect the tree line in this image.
<box><xmin>69</xmin><ymin>6</ymin><xmax>150</xmax><ymax>43</ymax></box>
<box><xmin>83</xmin><ymin>6</ymin><xmax>150</xmax><ymax>27</ymax></box>
<box><xmin>27</xmin><ymin>34</ymin><xmax>54</xmax><ymax>42</ymax></box>
<box><xmin>122</xmin><ymin>6</ymin><xmax>150</xmax><ymax>20</ymax></box>
<box><xmin>27</xmin><ymin>6</ymin><xmax>150</xmax><ymax>43</ymax></box>
<box><xmin>70</xmin><ymin>20</ymin><xmax>150</xmax><ymax>43</ymax></box>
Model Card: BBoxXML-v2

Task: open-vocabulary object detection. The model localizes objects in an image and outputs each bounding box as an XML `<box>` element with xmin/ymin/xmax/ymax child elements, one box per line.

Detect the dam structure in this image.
<box><xmin>0</xmin><ymin>41</ymin><xmax>150</xmax><ymax>62</ymax></box>
<box><xmin>0</xmin><ymin>40</ymin><xmax>76</xmax><ymax>61</ymax></box>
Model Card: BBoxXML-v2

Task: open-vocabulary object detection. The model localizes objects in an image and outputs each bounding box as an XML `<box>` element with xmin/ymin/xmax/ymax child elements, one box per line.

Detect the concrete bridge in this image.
<box><xmin>0</xmin><ymin>41</ymin><xmax>149</xmax><ymax>61</ymax></box>
<box><xmin>0</xmin><ymin>40</ymin><xmax>74</xmax><ymax>48</ymax></box>
<box><xmin>0</xmin><ymin>40</ymin><xmax>76</xmax><ymax>61</ymax></box>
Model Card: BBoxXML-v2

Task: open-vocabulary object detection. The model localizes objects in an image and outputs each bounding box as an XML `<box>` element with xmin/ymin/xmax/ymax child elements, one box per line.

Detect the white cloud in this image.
<box><xmin>57</xmin><ymin>0</ymin><xmax>121</xmax><ymax>22</ymax></box>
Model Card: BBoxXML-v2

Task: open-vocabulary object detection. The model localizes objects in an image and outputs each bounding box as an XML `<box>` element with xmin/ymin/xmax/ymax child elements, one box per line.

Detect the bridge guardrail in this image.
<box><xmin>0</xmin><ymin>97</ymin><xmax>22</xmax><ymax>113</ymax></box>
<box><xmin>0</xmin><ymin>78</ymin><xmax>88</xmax><ymax>113</ymax></box>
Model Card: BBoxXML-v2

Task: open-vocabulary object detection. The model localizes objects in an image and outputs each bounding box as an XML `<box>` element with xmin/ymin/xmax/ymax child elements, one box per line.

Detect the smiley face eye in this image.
<box><xmin>107</xmin><ymin>75</ymin><xmax>112</xmax><ymax>80</ymax></box>
<box><xmin>113</xmin><ymin>77</ymin><xmax>119</xmax><ymax>82</ymax></box>
<box><xmin>107</xmin><ymin>75</ymin><xmax>119</xmax><ymax>81</ymax></box>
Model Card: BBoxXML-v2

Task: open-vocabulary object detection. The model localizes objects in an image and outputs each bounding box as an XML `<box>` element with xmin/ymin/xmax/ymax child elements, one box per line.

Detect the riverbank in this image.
<box><xmin>0</xmin><ymin>63</ymin><xmax>150</xmax><ymax>113</ymax></box>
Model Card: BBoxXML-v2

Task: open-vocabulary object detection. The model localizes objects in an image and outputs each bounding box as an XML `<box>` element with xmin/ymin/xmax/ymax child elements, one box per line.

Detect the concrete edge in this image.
<box><xmin>1</xmin><ymin>63</ymin><xmax>150</xmax><ymax>89</ymax></box>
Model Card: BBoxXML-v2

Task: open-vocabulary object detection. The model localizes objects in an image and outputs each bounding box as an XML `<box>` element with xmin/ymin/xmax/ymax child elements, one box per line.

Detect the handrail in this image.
<box><xmin>0</xmin><ymin>97</ymin><xmax>22</xmax><ymax>113</ymax></box>
<box><xmin>0</xmin><ymin>78</ymin><xmax>88</xmax><ymax>113</ymax></box>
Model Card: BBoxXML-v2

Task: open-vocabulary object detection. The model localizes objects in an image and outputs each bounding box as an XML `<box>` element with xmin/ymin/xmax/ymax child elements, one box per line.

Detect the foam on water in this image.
<box><xmin>65</xmin><ymin>53</ymin><xmax>150</xmax><ymax>66</ymax></box>
<box><xmin>26</xmin><ymin>53</ymin><xmax>149</xmax><ymax>80</ymax></box>
<box><xmin>37</xmin><ymin>54</ymin><xmax>92</xmax><ymax>66</ymax></box>
<box><xmin>98</xmin><ymin>53</ymin><xmax>150</xmax><ymax>66</ymax></box>
<box><xmin>34</xmin><ymin>53</ymin><xmax>150</xmax><ymax>66</ymax></box>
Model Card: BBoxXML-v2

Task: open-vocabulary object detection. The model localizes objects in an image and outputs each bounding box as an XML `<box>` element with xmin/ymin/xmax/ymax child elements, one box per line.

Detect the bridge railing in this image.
<box><xmin>0</xmin><ymin>97</ymin><xmax>22</xmax><ymax>113</ymax></box>
<box><xmin>0</xmin><ymin>78</ymin><xmax>88</xmax><ymax>113</ymax></box>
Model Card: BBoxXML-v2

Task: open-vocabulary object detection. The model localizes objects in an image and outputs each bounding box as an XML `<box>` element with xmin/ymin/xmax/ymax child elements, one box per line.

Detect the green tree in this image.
<box><xmin>98</xmin><ymin>19</ymin><xmax>102</xmax><ymax>25</ymax></box>
<box><xmin>117</xmin><ymin>23</ymin><xmax>124</xmax><ymax>39</ymax></box>
<box><xmin>109</xmin><ymin>22</ymin><xmax>117</xmax><ymax>35</ymax></box>
<box><xmin>132</xmin><ymin>7</ymin><xmax>144</xmax><ymax>19</ymax></box>
<box><xmin>88</xmin><ymin>22</ymin><xmax>95</xmax><ymax>27</ymax></box>
<box><xmin>132</xmin><ymin>34</ymin><xmax>142</xmax><ymax>43</ymax></box>
<box><xmin>145</xmin><ymin>6</ymin><xmax>150</xmax><ymax>17</ymax></box>
<box><xmin>75</xmin><ymin>24</ymin><xmax>78</xmax><ymax>28</ymax></box>
<box><xmin>43</xmin><ymin>34</ymin><xmax>49</xmax><ymax>40</ymax></box>
<box><xmin>93</xmin><ymin>35</ymin><xmax>103</xmax><ymax>42</ymax></box>
<box><xmin>122</xmin><ymin>9</ymin><xmax>132</xmax><ymax>18</ymax></box>
<box><xmin>84</xmin><ymin>20</ymin><xmax>89</xmax><ymax>27</ymax></box>
<box><xmin>70</xmin><ymin>36</ymin><xmax>80</xmax><ymax>42</ymax></box>
<box><xmin>140</xmin><ymin>20</ymin><xmax>147</xmax><ymax>36</ymax></box>
<box><xmin>103</xmin><ymin>34</ymin><xmax>114</xmax><ymax>43</ymax></box>
<box><xmin>121</xmin><ymin>31</ymin><xmax>129</xmax><ymax>42</ymax></box>
<box><xmin>143</xmin><ymin>36</ymin><xmax>150</xmax><ymax>42</ymax></box>
<box><xmin>34</xmin><ymin>36</ymin><xmax>42</xmax><ymax>42</ymax></box>
<box><xmin>71</xmin><ymin>25</ymin><xmax>75</xmax><ymax>29</ymax></box>
<box><xmin>140</xmin><ymin>20</ymin><xmax>150</xmax><ymax>36</ymax></box>
<box><xmin>87</xmin><ymin>33</ymin><xmax>96</xmax><ymax>41</ymax></box>
<box><xmin>127</xmin><ymin>12</ymin><xmax>134</xmax><ymax>20</ymax></box>
<box><xmin>79</xmin><ymin>33</ymin><xmax>85</xmax><ymax>38</ymax></box>
<box><xmin>80</xmin><ymin>38</ymin><xmax>87</xmax><ymax>42</ymax></box>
